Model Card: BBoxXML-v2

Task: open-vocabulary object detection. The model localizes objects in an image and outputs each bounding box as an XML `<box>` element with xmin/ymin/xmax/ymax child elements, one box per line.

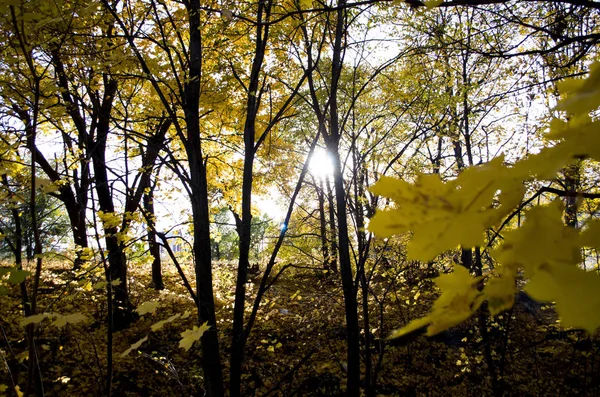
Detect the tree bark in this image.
<box><xmin>316</xmin><ymin>177</ymin><xmax>330</xmax><ymax>269</ymax></box>
<box><xmin>230</xmin><ymin>1</ymin><xmax>272</xmax><ymax>395</ymax></box>
<box><xmin>184</xmin><ymin>1</ymin><xmax>224</xmax><ymax>396</ymax></box>
<box><xmin>88</xmin><ymin>78</ymin><xmax>133</xmax><ymax>330</ymax></box>
<box><xmin>326</xmin><ymin>4</ymin><xmax>361</xmax><ymax>394</ymax></box>
<box><xmin>144</xmin><ymin>182</ymin><xmax>163</xmax><ymax>290</ymax></box>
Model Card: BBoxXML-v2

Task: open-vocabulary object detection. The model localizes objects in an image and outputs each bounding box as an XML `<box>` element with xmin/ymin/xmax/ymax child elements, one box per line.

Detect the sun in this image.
<box><xmin>309</xmin><ymin>148</ymin><xmax>334</xmax><ymax>180</ymax></box>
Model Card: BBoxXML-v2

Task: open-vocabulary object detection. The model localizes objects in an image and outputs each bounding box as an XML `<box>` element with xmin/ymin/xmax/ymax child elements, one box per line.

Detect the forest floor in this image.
<box><xmin>1</xmin><ymin>259</ymin><xmax>600</xmax><ymax>396</ymax></box>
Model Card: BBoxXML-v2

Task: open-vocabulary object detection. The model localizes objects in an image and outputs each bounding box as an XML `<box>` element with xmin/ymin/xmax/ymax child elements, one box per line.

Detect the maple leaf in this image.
<box><xmin>121</xmin><ymin>335</ymin><xmax>149</xmax><ymax>358</ymax></box>
<box><xmin>525</xmin><ymin>262</ymin><xmax>600</xmax><ymax>334</ymax></box>
<box><xmin>556</xmin><ymin>61</ymin><xmax>600</xmax><ymax>115</ymax></box>
<box><xmin>484</xmin><ymin>266</ymin><xmax>517</xmax><ymax>316</ymax></box>
<box><xmin>150</xmin><ymin>314</ymin><xmax>181</xmax><ymax>332</ymax></box>
<box><xmin>50</xmin><ymin>313</ymin><xmax>87</xmax><ymax>328</ymax></box>
<box><xmin>388</xmin><ymin>265</ymin><xmax>482</xmax><ymax>339</ymax></box>
<box><xmin>369</xmin><ymin>157</ymin><xmax>524</xmax><ymax>261</ymax></box>
<box><xmin>136</xmin><ymin>301</ymin><xmax>160</xmax><ymax>316</ymax></box>
<box><xmin>179</xmin><ymin>322</ymin><xmax>211</xmax><ymax>351</ymax></box>
<box><xmin>581</xmin><ymin>219</ymin><xmax>600</xmax><ymax>249</ymax></box>
<box><xmin>8</xmin><ymin>268</ymin><xmax>31</xmax><ymax>284</ymax></box>
<box><xmin>493</xmin><ymin>201</ymin><xmax>581</xmax><ymax>272</ymax></box>
<box><xmin>20</xmin><ymin>313</ymin><xmax>51</xmax><ymax>327</ymax></box>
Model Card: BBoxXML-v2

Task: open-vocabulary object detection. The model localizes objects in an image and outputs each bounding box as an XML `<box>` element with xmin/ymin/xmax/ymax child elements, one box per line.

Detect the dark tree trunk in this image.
<box><xmin>230</xmin><ymin>1</ymin><xmax>271</xmax><ymax>395</ymax></box>
<box><xmin>563</xmin><ymin>162</ymin><xmax>580</xmax><ymax>228</ymax></box>
<box><xmin>325</xmin><ymin>175</ymin><xmax>338</xmax><ymax>272</ymax></box>
<box><xmin>48</xmin><ymin>49</ymin><xmax>92</xmax><ymax>269</ymax></box>
<box><xmin>316</xmin><ymin>177</ymin><xmax>330</xmax><ymax>270</ymax></box>
<box><xmin>144</xmin><ymin>183</ymin><xmax>163</xmax><ymax>290</ymax></box>
<box><xmin>351</xmin><ymin>142</ymin><xmax>375</xmax><ymax>396</ymax></box>
<box><xmin>89</xmin><ymin>78</ymin><xmax>133</xmax><ymax>331</ymax></box>
<box><xmin>25</xmin><ymin>234</ymin><xmax>33</xmax><ymax>261</ymax></box>
<box><xmin>184</xmin><ymin>1</ymin><xmax>224</xmax><ymax>396</ymax></box>
<box><xmin>328</xmin><ymin>140</ymin><xmax>361</xmax><ymax>397</ymax></box>
<box><xmin>326</xmin><ymin>4</ymin><xmax>360</xmax><ymax>394</ymax></box>
<box><xmin>16</xmin><ymin>106</ymin><xmax>90</xmax><ymax>269</ymax></box>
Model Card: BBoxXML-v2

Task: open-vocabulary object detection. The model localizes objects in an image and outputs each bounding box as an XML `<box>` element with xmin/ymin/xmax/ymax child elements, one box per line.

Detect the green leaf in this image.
<box><xmin>8</xmin><ymin>268</ymin><xmax>30</xmax><ymax>284</ymax></box>
<box><xmin>179</xmin><ymin>322</ymin><xmax>211</xmax><ymax>351</ymax></box>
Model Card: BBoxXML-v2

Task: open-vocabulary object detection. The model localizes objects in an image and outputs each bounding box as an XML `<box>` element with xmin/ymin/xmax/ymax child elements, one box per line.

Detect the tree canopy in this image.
<box><xmin>1</xmin><ymin>0</ymin><xmax>600</xmax><ymax>396</ymax></box>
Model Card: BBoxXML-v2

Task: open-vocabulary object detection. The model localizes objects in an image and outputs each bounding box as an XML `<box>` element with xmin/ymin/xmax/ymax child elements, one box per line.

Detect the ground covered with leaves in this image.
<box><xmin>1</xmin><ymin>260</ymin><xmax>600</xmax><ymax>396</ymax></box>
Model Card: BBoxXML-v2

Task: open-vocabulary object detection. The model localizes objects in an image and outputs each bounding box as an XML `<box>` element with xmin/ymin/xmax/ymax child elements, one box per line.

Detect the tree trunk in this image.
<box><xmin>316</xmin><ymin>177</ymin><xmax>330</xmax><ymax>269</ymax></box>
<box><xmin>325</xmin><ymin>175</ymin><xmax>338</xmax><ymax>272</ymax></box>
<box><xmin>230</xmin><ymin>1</ymin><xmax>271</xmax><ymax>395</ymax></box>
<box><xmin>89</xmin><ymin>78</ymin><xmax>133</xmax><ymax>331</ymax></box>
<box><xmin>144</xmin><ymin>184</ymin><xmax>163</xmax><ymax>290</ymax></box>
<box><xmin>327</xmin><ymin>5</ymin><xmax>360</xmax><ymax>392</ymax></box>
<box><xmin>328</xmin><ymin>139</ymin><xmax>361</xmax><ymax>397</ymax></box>
<box><xmin>563</xmin><ymin>161</ymin><xmax>580</xmax><ymax>228</ymax></box>
<box><xmin>184</xmin><ymin>1</ymin><xmax>224</xmax><ymax>396</ymax></box>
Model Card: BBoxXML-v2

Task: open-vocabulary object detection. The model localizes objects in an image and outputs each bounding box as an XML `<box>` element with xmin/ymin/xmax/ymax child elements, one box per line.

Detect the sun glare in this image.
<box><xmin>309</xmin><ymin>148</ymin><xmax>334</xmax><ymax>179</ymax></box>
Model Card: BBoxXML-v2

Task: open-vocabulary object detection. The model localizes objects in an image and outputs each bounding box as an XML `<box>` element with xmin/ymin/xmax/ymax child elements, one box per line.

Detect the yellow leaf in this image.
<box><xmin>388</xmin><ymin>265</ymin><xmax>482</xmax><ymax>339</ymax></box>
<box><xmin>369</xmin><ymin>157</ymin><xmax>524</xmax><ymax>261</ymax></box>
<box><xmin>511</xmin><ymin>143</ymin><xmax>572</xmax><ymax>180</ymax></box>
<box><xmin>525</xmin><ymin>262</ymin><xmax>600</xmax><ymax>334</ymax></box>
<box><xmin>20</xmin><ymin>313</ymin><xmax>51</xmax><ymax>327</ymax></box>
<box><xmin>423</xmin><ymin>0</ymin><xmax>443</xmax><ymax>8</ymax></box>
<box><xmin>15</xmin><ymin>385</ymin><xmax>23</xmax><ymax>397</ymax></box>
<box><xmin>34</xmin><ymin>177</ymin><xmax>53</xmax><ymax>190</ymax></box>
<box><xmin>121</xmin><ymin>335</ymin><xmax>149</xmax><ymax>357</ymax></box>
<box><xmin>387</xmin><ymin>316</ymin><xmax>430</xmax><ymax>340</ymax></box>
<box><xmin>581</xmin><ymin>219</ymin><xmax>600</xmax><ymax>249</ymax></box>
<box><xmin>50</xmin><ymin>313</ymin><xmax>87</xmax><ymax>328</ymax></box>
<box><xmin>97</xmin><ymin>211</ymin><xmax>121</xmax><ymax>230</ymax></box>
<box><xmin>136</xmin><ymin>301</ymin><xmax>160</xmax><ymax>316</ymax></box>
<box><xmin>484</xmin><ymin>266</ymin><xmax>517</xmax><ymax>316</ymax></box>
<box><xmin>150</xmin><ymin>314</ymin><xmax>181</xmax><ymax>332</ymax></box>
<box><xmin>494</xmin><ymin>201</ymin><xmax>581</xmax><ymax>272</ymax></box>
<box><xmin>556</xmin><ymin>61</ymin><xmax>600</xmax><ymax>115</ymax></box>
<box><xmin>179</xmin><ymin>322</ymin><xmax>211</xmax><ymax>351</ymax></box>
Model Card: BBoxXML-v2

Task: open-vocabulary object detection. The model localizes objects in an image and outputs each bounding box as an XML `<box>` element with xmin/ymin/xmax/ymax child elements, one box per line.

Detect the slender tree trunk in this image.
<box><xmin>328</xmin><ymin>140</ymin><xmax>361</xmax><ymax>397</ymax></box>
<box><xmin>316</xmin><ymin>177</ymin><xmax>330</xmax><ymax>269</ymax></box>
<box><xmin>351</xmin><ymin>144</ymin><xmax>375</xmax><ymax>396</ymax></box>
<box><xmin>184</xmin><ymin>2</ymin><xmax>224</xmax><ymax>396</ymax></box>
<box><xmin>327</xmin><ymin>3</ymin><xmax>360</xmax><ymax>394</ymax></box>
<box><xmin>325</xmin><ymin>175</ymin><xmax>338</xmax><ymax>272</ymax></box>
<box><xmin>144</xmin><ymin>183</ymin><xmax>163</xmax><ymax>290</ymax></box>
<box><xmin>564</xmin><ymin>161</ymin><xmax>580</xmax><ymax>228</ymax></box>
<box><xmin>89</xmin><ymin>79</ymin><xmax>133</xmax><ymax>330</ymax></box>
<box><xmin>230</xmin><ymin>2</ymin><xmax>271</xmax><ymax>395</ymax></box>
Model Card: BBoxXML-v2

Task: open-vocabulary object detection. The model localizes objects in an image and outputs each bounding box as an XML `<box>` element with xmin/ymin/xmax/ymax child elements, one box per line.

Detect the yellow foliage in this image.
<box><xmin>179</xmin><ymin>322</ymin><xmax>211</xmax><ymax>351</ymax></box>
<box><xmin>369</xmin><ymin>157</ymin><xmax>524</xmax><ymax>261</ymax></box>
<box><xmin>387</xmin><ymin>265</ymin><xmax>483</xmax><ymax>339</ymax></box>
<box><xmin>97</xmin><ymin>210</ymin><xmax>121</xmax><ymax>230</ymax></box>
<box><xmin>376</xmin><ymin>60</ymin><xmax>600</xmax><ymax>338</ymax></box>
